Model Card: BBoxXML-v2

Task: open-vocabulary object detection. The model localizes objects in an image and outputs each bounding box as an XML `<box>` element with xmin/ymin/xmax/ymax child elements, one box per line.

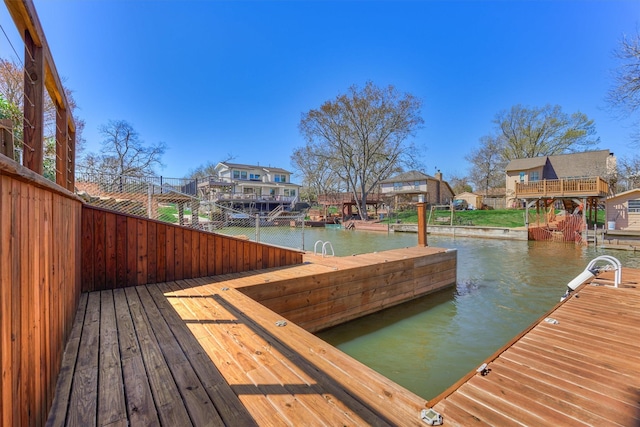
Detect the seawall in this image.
<box><xmin>391</xmin><ymin>224</ymin><xmax>529</xmax><ymax>241</ymax></box>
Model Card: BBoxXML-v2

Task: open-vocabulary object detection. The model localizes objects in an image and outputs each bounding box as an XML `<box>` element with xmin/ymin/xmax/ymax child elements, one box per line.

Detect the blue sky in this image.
<box><xmin>2</xmin><ymin>1</ymin><xmax>639</xmax><ymax>183</ymax></box>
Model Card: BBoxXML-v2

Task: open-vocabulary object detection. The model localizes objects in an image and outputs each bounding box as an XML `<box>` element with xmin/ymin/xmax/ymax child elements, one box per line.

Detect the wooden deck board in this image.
<box><xmin>48</xmin><ymin>248</ymin><xmax>449</xmax><ymax>426</ymax></box>
<box><xmin>48</xmin><ymin>249</ymin><xmax>640</xmax><ymax>426</ymax></box>
<box><xmin>431</xmin><ymin>268</ymin><xmax>640</xmax><ymax>426</ymax></box>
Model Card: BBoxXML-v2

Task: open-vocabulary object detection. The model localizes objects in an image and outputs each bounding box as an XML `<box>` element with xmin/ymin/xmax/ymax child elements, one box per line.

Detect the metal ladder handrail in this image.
<box><xmin>586</xmin><ymin>255</ymin><xmax>622</xmax><ymax>287</ymax></box>
<box><xmin>313</xmin><ymin>240</ymin><xmax>335</xmax><ymax>257</ymax></box>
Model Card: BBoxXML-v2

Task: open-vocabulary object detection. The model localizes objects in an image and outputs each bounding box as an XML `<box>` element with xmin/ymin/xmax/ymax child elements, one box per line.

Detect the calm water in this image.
<box><xmin>297</xmin><ymin>227</ymin><xmax>640</xmax><ymax>400</ymax></box>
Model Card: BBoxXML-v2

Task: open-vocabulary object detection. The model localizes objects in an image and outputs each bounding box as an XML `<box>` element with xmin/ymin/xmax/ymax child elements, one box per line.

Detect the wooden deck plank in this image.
<box><xmin>98</xmin><ymin>291</ymin><xmax>127</xmax><ymax>426</ymax></box>
<box><xmin>187</xmin><ymin>277</ymin><xmax>423</xmax><ymax>425</ymax></box>
<box><xmin>67</xmin><ymin>291</ymin><xmax>100</xmax><ymax>427</ymax></box>
<box><xmin>135</xmin><ymin>285</ymin><xmax>224</xmax><ymax>426</ymax></box>
<box><xmin>165</xmin><ymin>281</ymin><xmax>331</xmax><ymax>425</ymax></box>
<box><xmin>45</xmin><ymin>293</ymin><xmax>87</xmax><ymax>427</ymax></box>
<box><xmin>123</xmin><ymin>287</ymin><xmax>193</xmax><ymax>426</ymax></box>
<box><xmin>148</xmin><ymin>282</ymin><xmax>258</xmax><ymax>426</ymax></box>
<box><xmin>168</xmin><ymin>278</ymin><xmax>387</xmax><ymax>426</ymax></box>
<box><xmin>180</xmin><ymin>281</ymin><xmax>372</xmax><ymax>427</ymax></box>
<box><xmin>112</xmin><ymin>288</ymin><xmax>160</xmax><ymax>427</ymax></box>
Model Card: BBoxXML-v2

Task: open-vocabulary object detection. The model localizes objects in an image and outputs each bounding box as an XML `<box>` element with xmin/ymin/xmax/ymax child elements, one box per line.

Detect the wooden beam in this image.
<box><xmin>55</xmin><ymin>107</ymin><xmax>67</xmax><ymax>187</ymax></box>
<box><xmin>66</xmin><ymin>129</ymin><xmax>75</xmax><ymax>191</ymax></box>
<box><xmin>23</xmin><ymin>29</ymin><xmax>44</xmax><ymax>174</ymax></box>
<box><xmin>0</xmin><ymin>119</ymin><xmax>14</xmax><ymax>158</ymax></box>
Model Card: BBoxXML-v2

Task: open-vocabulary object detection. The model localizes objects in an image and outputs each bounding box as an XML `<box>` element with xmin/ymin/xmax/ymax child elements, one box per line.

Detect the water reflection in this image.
<box><xmin>312</xmin><ymin>229</ymin><xmax>640</xmax><ymax>400</ymax></box>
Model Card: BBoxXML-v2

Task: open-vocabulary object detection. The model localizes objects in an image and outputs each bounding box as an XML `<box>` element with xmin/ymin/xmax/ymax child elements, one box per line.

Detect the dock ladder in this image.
<box><xmin>313</xmin><ymin>240</ymin><xmax>335</xmax><ymax>257</ymax></box>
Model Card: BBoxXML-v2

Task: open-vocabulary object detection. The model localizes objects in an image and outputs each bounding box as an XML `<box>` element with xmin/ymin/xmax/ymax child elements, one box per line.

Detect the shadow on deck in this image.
<box><xmin>47</xmin><ymin>258</ymin><xmax>440</xmax><ymax>426</ymax></box>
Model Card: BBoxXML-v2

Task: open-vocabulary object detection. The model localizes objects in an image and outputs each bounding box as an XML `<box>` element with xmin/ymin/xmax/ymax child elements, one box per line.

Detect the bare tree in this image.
<box><xmin>299</xmin><ymin>82</ymin><xmax>424</xmax><ymax>219</ymax></box>
<box><xmin>495</xmin><ymin>104</ymin><xmax>599</xmax><ymax>160</ymax></box>
<box><xmin>187</xmin><ymin>154</ymin><xmax>236</xmax><ymax>180</ymax></box>
<box><xmin>466</xmin><ymin>135</ymin><xmax>507</xmax><ymax>195</ymax></box>
<box><xmin>447</xmin><ymin>172</ymin><xmax>473</xmax><ymax>194</ymax></box>
<box><xmin>616</xmin><ymin>154</ymin><xmax>640</xmax><ymax>192</ymax></box>
<box><xmin>290</xmin><ymin>145</ymin><xmax>341</xmax><ymax>202</ymax></box>
<box><xmin>84</xmin><ymin>120</ymin><xmax>165</xmax><ymax>178</ymax></box>
<box><xmin>606</xmin><ymin>29</ymin><xmax>640</xmax><ymax>146</ymax></box>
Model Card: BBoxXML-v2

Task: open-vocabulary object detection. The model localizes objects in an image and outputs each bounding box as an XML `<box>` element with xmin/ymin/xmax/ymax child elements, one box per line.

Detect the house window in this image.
<box><xmin>393</xmin><ymin>182</ymin><xmax>402</xmax><ymax>190</ymax></box>
<box><xmin>275</xmin><ymin>174</ymin><xmax>286</xmax><ymax>183</ymax></box>
<box><xmin>519</xmin><ymin>172</ymin><xmax>525</xmax><ymax>183</ymax></box>
<box><xmin>240</xmin><ymin>171</ymin><xmax>247</xmax><ymax>180</ymax></box>
<box><xmin>233</xmin><ymin>170</ymin><xmax>240</xmax><ymax>179</ymax></box>
<box><xmin>530</xmin><ymin>171</ymin><xmax>539</xmax><ymax>181</ymax></box>
<box><xmin>414</xmin><ymin>181</ymin><xmax>420</xmax><ymax>190</ymax></box>
<box><xmin>629</xmin><ymin>199</ymin><xmax>640</xmax><ymax>213</ymax></box>
<box><xmin>250</xmin><ymin>173</ymin><xmax>261</xmax><ymax>181</ymax></box>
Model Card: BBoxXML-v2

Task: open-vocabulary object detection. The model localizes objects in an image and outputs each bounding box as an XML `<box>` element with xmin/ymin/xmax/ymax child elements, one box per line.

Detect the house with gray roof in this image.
<box><xmin>379</xmin><ymin>170</ymin><xmax>454</xmax><ymax>209</ymax></box>
<box><xmin>505</xmin><ymin>150</ymin><xmax>616</xmax><ymax>207</ymax></box>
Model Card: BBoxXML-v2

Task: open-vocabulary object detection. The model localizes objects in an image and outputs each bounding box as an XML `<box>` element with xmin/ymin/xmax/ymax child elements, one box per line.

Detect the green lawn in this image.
<box><xmin>158</xmin><ymin>204</ymin><xmax>210</xmax><ymax>224</ymax></box>
<box><xmin>383</xmin><ymin>208</ymin><xmax>606</xmax><ymax>228</ymax></box>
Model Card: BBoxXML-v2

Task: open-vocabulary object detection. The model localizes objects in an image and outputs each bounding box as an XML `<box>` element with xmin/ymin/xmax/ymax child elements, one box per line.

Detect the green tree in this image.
<box><xmin>298</xmin><ymin>82</ymin><xmax>424</xmax><ymax>219</ymax></box>
<box><xmin>494</xmin><ymin>104</ymin><xmax>599</xmax><ymax>160</ymax></box>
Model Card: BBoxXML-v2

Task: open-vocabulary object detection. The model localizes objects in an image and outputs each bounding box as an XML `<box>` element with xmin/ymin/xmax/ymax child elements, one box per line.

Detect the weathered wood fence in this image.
<box><xmin>81</xmin><ymin>205</ymin><xmax>303</xmax><ymax>292</ymax></box>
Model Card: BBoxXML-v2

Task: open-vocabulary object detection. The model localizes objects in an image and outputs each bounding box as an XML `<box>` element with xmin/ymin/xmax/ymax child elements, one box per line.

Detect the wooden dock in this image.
<box><xmin>429</xmin><ymin>267</ymin><xmax>640</xmax><ymax>426</ymax></box>
<box><xmin>46</xmin><ymin>247</ymin><xmax>455</xmax><ymax>426</ymax></box>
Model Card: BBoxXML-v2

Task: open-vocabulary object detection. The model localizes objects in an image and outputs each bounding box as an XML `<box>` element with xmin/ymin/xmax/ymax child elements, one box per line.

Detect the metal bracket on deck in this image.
<box><xmin>421</xmin><ymin>408</ymin><xmax>443</xmax><ymax>425</ymax></box>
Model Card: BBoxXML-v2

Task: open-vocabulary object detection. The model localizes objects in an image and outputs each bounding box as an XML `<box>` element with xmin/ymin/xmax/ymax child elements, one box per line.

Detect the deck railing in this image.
<box><xmin>515</xmin><ymin>177</ymin><xmax>609</xmax><ymax>198</ymax></box>
<box><xmin>2</xmin><ymin>0</ymin><xmax>77</xmax><ymax>191</ymax></box>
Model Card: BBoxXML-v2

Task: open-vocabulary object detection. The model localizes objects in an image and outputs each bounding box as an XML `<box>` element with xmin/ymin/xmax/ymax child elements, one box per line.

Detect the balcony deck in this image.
<box><xmin>515</xmin><ymin>177</ymin><xmax>609</xmax><ymax>199</ymax></box>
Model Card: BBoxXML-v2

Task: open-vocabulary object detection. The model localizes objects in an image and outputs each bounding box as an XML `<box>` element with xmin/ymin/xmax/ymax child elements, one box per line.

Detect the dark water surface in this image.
<box><xmin>306</xmin><ymin>228</ymin><xmax>640</xmax><ymax>400</ymax></box>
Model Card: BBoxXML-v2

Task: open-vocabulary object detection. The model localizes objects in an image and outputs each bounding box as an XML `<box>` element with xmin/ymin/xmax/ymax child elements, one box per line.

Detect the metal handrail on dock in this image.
<box><xmin>562</xmin><ymin>255</ymin><xmax>622</xmax><ymax>300</ymax></box>
<box><xmin>313</xmin><ymin>240</ymin><xmax>335</xmax><ymax>257</ymax></box>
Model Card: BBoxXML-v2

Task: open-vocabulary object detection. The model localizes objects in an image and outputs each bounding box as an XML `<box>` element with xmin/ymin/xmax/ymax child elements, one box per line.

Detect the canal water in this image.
<box><xmin>299</xmin><ymin>227</ymin><xmax>640</xmax><ymax>400</ymax></box>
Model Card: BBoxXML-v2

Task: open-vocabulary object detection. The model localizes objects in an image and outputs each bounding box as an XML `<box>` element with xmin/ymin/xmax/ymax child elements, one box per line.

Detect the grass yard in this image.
<box><xmin>384</xmin><ymin>208</ymin><xmax>606</xmax><ymax>228</ymax></box>
<box><xmin>157</xmin><ymin>204</ymin><xmax>210</xmax><ymax>224</ymax></box>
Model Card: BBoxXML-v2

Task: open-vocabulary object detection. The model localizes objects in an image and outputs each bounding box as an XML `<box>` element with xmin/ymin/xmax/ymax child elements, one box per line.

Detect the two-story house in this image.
<box><xmin>505</xmin><ymin>150</ymin><xmax>615</xmax><ymax>208</ymax></box>
<box><xmin>379</xmin><ymin>170</ymin><xmax>454</xmax><ymax>210</ymax></box>
<box><xmin>198</xmin><ymin>162</ymin><xmax>301</xmax><ymax>212</ymax></box>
